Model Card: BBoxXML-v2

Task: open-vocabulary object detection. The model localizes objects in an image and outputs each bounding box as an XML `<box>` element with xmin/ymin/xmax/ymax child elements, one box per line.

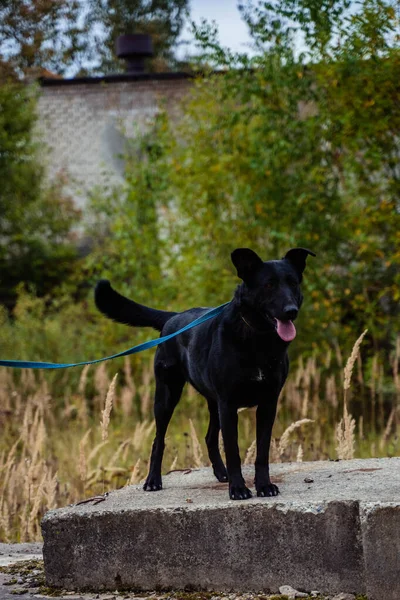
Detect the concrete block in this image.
<box><xmin>361</xmin><ymin>503</ymin><xmax>400</xmax><ymax>600</ymax></box>
<box><xmin>42</xmin><ymin>499</ymin><xmax>363</xmax><ymax>593</ymax></box>
<box><xmin>41</xmin><ymin>458</ymin><xmax>400</xmax><ymax>596</ymax></box>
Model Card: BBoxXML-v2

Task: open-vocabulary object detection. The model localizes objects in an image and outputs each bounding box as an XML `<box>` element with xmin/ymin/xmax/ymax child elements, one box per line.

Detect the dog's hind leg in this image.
<box><xmin>205</xmin><ymin>399</ymin><xmax>228</xmax><ymax>482</ymax></box>
<box><xmin>143</xmin><ymin>364</ymin><xmax>185</xmax><ymax>492</ymax></box>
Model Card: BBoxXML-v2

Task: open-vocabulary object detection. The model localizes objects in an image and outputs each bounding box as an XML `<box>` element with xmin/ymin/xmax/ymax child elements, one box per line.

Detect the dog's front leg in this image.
<box><xmin>255</xmin><ymin>398</ymin><xmax>280</xmax><ymax>497</ymax></box>
<box><xmin>218</xmin><ymin>403</ymin><xmax>252</xmax><ymax>500</ymax></box>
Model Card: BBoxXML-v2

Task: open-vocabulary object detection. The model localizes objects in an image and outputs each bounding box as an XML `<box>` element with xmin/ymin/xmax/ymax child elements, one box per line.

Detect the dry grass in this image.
<box><xmin>335</xmin><ymin>403</ymin><xmax>356</xmax><ymax>460</ymax></box>
<box><xmin>189</xmin><ymin>418</ymin><xmax>204</xmax><ymax>468</ymax></box>
<box><xmin>100</xmin><ymin>373</ymin><xmax>118</xmax><ymax>441</ymax></box>
<box><xmin>0</xmin><ymin>334</ymin><xmax>399</xmax><ymax>542</ymax></box>
<box><xmin>336</xmin><ymin>331</ymin><xmax>368</xmax><ymax>460</ymax></box>
<box><xmin>344</xmin><ymin>330</ymin><xmax>368</xmax><ymax>396</ymax></box>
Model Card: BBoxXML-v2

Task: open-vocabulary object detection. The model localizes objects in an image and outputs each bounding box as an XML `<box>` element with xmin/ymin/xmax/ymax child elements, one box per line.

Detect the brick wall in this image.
<box><xmin>37</xmin><ymin>75</ymin><xmax>192</xmax><ymax>208</ymax></box>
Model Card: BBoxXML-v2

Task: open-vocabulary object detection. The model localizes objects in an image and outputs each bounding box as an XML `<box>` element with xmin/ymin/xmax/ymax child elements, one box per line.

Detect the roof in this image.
<box><xmin>39</xmin><ymin>71</ymin><xmax>195</xmax><ymax>87</ymax></box>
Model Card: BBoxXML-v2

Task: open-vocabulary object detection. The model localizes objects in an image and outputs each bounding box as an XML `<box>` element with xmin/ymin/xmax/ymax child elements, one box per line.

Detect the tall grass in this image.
<box><xmin>0</xmin><ymin>334</ymin><xmax>399</xmax><ymax>542</ymax></box>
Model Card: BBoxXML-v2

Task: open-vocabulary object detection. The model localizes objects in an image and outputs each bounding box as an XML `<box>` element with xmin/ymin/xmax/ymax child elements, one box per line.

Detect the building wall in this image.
<box><xmin>37</xmin><ymin>76</ymin><xmax>192</xmax><ymax>208</ymax></box>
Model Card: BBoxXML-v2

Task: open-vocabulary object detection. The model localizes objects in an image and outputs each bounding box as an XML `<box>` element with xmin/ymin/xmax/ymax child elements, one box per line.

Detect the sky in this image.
<box><xmin>178</xmin><ymin>0</ymin><xmax>254</xmax><ymax>58</ymax></box>
<box><xmin>68</xmin><ymin>0</ymin><xmax>254</xmax><ymax>75</ymax></box>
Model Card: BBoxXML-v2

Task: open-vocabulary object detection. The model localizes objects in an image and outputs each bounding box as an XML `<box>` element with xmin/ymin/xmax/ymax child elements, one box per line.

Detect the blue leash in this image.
<box><xmin>0</xmin><ymin>302</ymin><xmax>230</xmax><ymax>370</ymax></box>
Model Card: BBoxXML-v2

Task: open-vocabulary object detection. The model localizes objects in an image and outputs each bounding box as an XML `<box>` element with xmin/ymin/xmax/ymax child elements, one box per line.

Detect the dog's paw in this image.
<box><xmin>256</xmin><ymin>483</ymin><xmax>280</xmax><ymax>497</ymax></box>
<box><xmin>213</xmin><ymin>465</ymin><xmax>228</xmax><ymax>483</ymax></box>
<box><xmin>143</xmin><ymin>475</ymin><xmax>162</xmax><ymax>492</ymax></box>
<box><xmin>229</xmin><ymin>484</ymin><xmax>252</xmax><ymax>500</ymax></box>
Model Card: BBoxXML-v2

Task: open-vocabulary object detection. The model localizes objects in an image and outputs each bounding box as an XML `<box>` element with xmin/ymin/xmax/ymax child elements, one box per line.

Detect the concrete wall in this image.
<box><xmin>37</xmin><ymin>75</ymin><xmax>192</xmax><ymax>208</ymax></box>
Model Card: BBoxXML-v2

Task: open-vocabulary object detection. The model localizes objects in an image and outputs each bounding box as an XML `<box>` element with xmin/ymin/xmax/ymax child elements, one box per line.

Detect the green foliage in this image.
<box><xmin>86</xmin><ymin>0</ymin><xmax>189</xmax><ymax>73</ymax></box>
<box><xmin>0</xmin><ymin>0</ymin><xmax>190</xmax><ymax>78</ymax></box>
<box><xmin>88</xmin><ymin>0</ymin><xmax>400</xmax><ymax>356</ymax></box>
<box><xmin>0</xmin><ymin>0</ymin><xmax>88</xmax><ymax>78</ymax></box>
<box><xmin>0</xmin><ymin>82</ymin><xmax>80</xmax><ymax>309</ymax></box>
<box><xmin>86</xmin><ymin>130</ymin><xmax>167</xmax><ymax>306</ymax></box>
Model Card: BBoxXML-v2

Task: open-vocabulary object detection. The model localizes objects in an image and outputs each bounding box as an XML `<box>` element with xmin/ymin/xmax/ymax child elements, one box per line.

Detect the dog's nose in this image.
<box><xmin>283</xmin><ymin>305</ymin><xmax>298</xmax><ymax>320</ymax></box>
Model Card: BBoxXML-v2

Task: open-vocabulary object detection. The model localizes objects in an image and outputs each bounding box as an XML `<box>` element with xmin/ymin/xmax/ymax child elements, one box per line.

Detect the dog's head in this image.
<box><xmin>231</xmin><ymin>247</ymin><xmax>316</xmax><ymax>342</ymax></box>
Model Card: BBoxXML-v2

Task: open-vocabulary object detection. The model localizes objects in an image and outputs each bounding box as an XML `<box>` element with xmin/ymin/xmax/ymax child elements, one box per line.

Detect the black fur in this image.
<box><xmin>95</xmin><ymin>280</ymin><xmax>177</xmax><ymax>331</ymax></box>
<box><xmin>95</xmin><ymin>247</ymin><xmax>315</xmax><ymax>500</ymax></box>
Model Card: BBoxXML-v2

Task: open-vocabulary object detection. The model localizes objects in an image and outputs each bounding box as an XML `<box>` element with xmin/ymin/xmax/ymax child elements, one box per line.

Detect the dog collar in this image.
<box><xmin>240</xmin><ymin>314</ymin><xmax>254</xmax><ymax>329</ymax></box>
<box><xmin>239</xmin><ymin>311</ymin><xmax>275</xmax><ymax>335</ymax></box>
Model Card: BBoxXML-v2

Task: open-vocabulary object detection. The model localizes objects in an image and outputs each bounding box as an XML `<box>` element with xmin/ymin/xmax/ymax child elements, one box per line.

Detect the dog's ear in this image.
<box><xmin>231</xmin><ymin>248</ymin><xmax>263</xmax><ymax>281</ymax></box>
<box><xmin>283</xmin><ymin>248</ymin><xmax>316</xmax><ymax>277</ymax></box>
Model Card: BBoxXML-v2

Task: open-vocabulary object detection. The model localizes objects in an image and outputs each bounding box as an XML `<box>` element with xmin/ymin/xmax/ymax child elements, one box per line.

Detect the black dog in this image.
<box><xmin>95</xmin><ymin>247</ymin><xmax>315</xmax><ymax>500</ymax></box>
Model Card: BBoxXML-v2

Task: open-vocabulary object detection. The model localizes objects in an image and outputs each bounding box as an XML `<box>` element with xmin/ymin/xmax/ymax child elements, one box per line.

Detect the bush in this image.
<box><xmin>87</xmin><ymin>0</ymin><xmax>400</xmax><ymax>356</ymax></box>
<box><xmin>0</xmin><ymin>82</ymin><xmax>81</xmax><ymax>310</ymax></box>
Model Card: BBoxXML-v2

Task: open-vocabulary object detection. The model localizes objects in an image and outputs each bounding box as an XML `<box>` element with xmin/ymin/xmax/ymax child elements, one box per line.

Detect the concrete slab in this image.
<box><xmin>41</xmin><ymin>457</ymin><xmax>400</xmax><ymax>599</ymax></box>
<box><xmin>0</xmin><ymin>544</ymin><xmax>43</xmax><ymax>568</ymax></box>
<box><xmin>361</xmin><ymin>502</ymin><xmax>400</xmax><ymax>600</ymax></box>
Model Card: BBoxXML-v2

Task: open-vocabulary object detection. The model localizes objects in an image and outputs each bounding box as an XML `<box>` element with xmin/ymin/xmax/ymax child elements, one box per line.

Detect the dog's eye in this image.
<box><xmin>265</xmin><ymin>282</ymin><xmax>274</xmax><ymax>289</ymax></box>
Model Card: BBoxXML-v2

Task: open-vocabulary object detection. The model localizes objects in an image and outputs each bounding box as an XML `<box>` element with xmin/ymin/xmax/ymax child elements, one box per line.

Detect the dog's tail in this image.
<box><xmin>95</xmin><ymin>280</ymin><xmax>178</xmax><ymax>332</ymax></box>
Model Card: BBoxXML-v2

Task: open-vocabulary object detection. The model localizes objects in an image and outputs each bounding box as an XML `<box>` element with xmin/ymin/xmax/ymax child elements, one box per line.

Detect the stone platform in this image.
<box><xmin>41</xmin><ymin>457</ymin><xmax>400</xmax><ymax>600</ymax></box>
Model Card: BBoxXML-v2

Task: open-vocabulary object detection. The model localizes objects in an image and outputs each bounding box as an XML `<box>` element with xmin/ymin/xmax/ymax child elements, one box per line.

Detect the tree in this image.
<box><xmin>86</xmin><ymin>0</ymin><xmax>189</xmax><ymax>73</ymax></box>
<box><xmin>0</xmin><ymin>82</ymin><xmax>80</xmax><ymax>309</ymax></box>
<box><xmin>87</xmin><ymin>0</ymin><xmax>400</xmax><ymax>354</ymax></box>
<box><xmin>0</xmin><ymin>0</ymin><xmax>89</xmax><ymax>78</ymax></box>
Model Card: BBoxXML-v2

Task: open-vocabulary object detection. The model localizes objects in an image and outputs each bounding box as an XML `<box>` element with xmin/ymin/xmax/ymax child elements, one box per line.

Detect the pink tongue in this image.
<box><xmin>275</xmin><ymin>319</ymin><xmax>296</xmax><ymax>342</ymax></box>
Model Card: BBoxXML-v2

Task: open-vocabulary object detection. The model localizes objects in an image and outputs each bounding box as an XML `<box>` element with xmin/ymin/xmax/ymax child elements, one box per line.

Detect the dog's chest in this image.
<box><xmin>249</xmin><ymin>365</ymin><xmax>277</xmax><ymax>384</ymax></box>
<box><xmin>253</xmin><ymin>367</ymin><xmax>265</xmax><ymax>382</ymax></box>
<box><xmin>235</xmin><ymin>364</ymin><xmax>275</xmax><ymax>386</ymax></box>
<box><xmin>241</xmin><ymin>359</ymin><xmax>285</xmax><ymax>386</ymax></box>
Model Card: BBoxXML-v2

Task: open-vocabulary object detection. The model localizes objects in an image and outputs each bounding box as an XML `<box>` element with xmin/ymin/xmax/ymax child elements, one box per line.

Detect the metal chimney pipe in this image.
<box><xmin>116</xmin><ymin>34</ymin><xmax>154</xmax><ymax>74</ymax></box>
